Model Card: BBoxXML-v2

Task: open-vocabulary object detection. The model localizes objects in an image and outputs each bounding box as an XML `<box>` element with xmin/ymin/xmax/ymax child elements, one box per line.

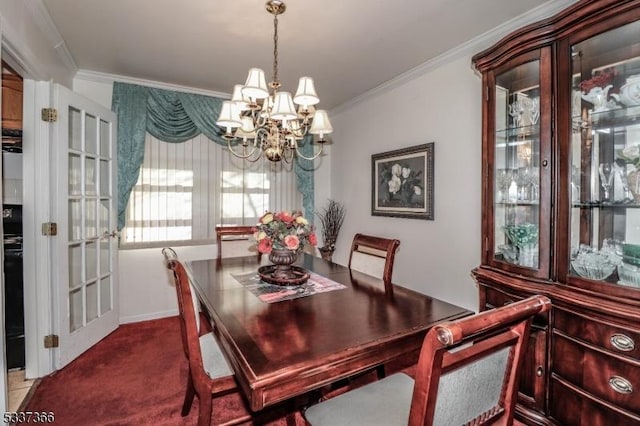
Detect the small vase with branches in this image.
<box><xmin>316</xmin><ymin>199</ymin><xmax>346</xmax><ymax>261</ymax></box>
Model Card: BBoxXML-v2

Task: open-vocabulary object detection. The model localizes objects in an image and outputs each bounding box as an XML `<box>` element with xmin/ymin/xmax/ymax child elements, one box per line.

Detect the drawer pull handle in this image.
<box><xmin>503</xmin><ymin>299</ymin><xmax>514</xmax><ymax>306</ymax></box>
<box><xmin>536</xmin><ymin>366</ymin><xmax>543</xmax><ymax>377</ymax></box>
<box><xmin>610</xmin><ymin>334</ymin><xmax>635</xmax><ymax>352</ymax></box>
<box><xmin>609</xmin><ymin>376</ymin><xmax>633</xmax><ymax>394</ymax></box>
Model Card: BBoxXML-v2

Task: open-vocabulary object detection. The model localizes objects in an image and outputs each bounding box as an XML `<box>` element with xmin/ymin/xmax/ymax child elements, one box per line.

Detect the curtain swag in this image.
<box><xmin>111</xmin><ymin>82</ymin><xmax>315</xmax><ymax>230</ymax></box>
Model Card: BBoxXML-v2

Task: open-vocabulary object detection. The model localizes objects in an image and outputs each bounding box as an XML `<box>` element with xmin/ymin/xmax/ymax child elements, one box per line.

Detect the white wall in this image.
<box><xmin>328</xmin><ymin>55</ymin><xmax>482</xmax><ymax>312</ymax></box>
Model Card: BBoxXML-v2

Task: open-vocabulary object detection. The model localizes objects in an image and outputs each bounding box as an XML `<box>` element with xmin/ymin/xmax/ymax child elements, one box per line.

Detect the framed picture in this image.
<box><xmin>371</xmin><ymin>143</ymin><xmax>434</xmax><ymax>220</ymax></box>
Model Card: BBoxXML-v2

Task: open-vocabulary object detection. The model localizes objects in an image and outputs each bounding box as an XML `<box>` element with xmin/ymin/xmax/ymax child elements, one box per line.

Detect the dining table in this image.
<box><xmin>186</xmin><ymin>253</ymin><xmax>473</xmax><ymax>413</ymax></box>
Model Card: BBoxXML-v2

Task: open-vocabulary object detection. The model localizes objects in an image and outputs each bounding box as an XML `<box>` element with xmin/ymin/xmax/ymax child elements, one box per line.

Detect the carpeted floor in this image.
<box><xmin>20</xmin><ymin>316</ymin><xmax>417</xmax><ymax>425</ymax></box>
<box><xmin>20</xmin><ymin>317</ymin><xmax>300</xmax><ymax>425</ymax></box>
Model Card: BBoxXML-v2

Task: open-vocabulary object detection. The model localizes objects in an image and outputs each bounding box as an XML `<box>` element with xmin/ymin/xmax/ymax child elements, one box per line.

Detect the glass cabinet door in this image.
<box><xmin>493</xmin><ymin>54</ymin><xmax>547</xmax><ymax>274</ymax></box>
<box><xmin>569</xmin><ymin>19</ymin><xmax>640</xmax><ymax>289</ymax></box>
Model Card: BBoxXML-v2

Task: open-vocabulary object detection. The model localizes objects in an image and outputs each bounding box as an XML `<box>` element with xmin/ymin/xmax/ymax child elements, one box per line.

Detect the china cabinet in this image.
<box><xmin>472</xmin><ymin>1</ymin><xmax>640</xmax><ymax>424</ymax></box>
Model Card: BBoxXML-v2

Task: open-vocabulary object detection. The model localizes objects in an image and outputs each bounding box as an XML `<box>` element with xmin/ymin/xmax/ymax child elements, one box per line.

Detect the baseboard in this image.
<box><xmin>119</xmin><ymin>309</ymin><xmax>178</xmax><ymax>324</ymax></box>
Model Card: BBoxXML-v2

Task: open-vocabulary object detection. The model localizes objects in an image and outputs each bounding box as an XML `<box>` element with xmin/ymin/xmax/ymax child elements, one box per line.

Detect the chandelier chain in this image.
<box><xmin>272</xmin><ymin>13</ymin><xmax>279</xmax><ymax>88</ymax></box>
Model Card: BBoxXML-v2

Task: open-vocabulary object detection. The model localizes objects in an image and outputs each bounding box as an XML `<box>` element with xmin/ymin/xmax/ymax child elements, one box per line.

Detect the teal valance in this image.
<box><xmin>111</xmin><ymin>82</ymin><xmax>314</xmax><ymax>229</ymax></box>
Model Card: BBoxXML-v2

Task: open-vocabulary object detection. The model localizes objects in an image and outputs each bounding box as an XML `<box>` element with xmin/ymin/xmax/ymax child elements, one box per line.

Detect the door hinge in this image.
<box><xmin>41</xmin><ymin>108</ymin><xmax>58</xmax><ymax>122</ymax></box>
<box><xmin>41</xmin><ymin>222</ymin><xmax>58</xmax><ymax>236</ymax></box>
<box><xmin>44</xmin><ymin>334</ymin><xmax>59</xmax><ymax>349</ymax></box>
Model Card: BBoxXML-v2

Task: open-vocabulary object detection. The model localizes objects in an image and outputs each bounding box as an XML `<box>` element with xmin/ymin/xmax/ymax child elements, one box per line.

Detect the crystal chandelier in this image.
<box><xmin>216</xmin><ymin>0</ymin><xmax>333</xmax><ymax>163</ymax></box>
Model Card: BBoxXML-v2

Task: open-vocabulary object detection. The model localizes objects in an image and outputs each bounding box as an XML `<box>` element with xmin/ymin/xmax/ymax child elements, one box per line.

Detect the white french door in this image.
<box><xmin>52</xmin><ymin>84</ymin><xmax>119</xmax><ymax>368</ymax></box>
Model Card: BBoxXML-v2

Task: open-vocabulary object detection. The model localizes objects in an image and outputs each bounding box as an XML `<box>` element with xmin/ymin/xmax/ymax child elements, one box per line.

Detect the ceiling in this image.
<box><xmin>41</xmin><ymin>0</ymin><xmax>574</xmax><ymax>110</ymax></box>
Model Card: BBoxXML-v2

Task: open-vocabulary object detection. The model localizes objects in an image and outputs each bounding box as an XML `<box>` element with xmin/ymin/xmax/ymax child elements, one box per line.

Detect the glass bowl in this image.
<box><xmin>618</xmin><ymin>263</ymin><xmax>640</xmax><ymax>288</ymax></box>
<box><xmin>571</xmin><ymin>250</ymin><xmax>616</xmax><ymax>280</ymax></box>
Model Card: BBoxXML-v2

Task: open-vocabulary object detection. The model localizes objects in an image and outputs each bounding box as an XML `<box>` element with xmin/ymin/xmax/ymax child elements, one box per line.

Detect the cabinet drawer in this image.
<box><xmin>552</xmin><ymin>333</ymin><xmax>640</xmax><ymax>413</ymax></box>
<box><xmin>554</xmin><ymin>307</ymin><xmax>640</xmax><ymax>360</ymax></box>
<box><xmin>550</xmin><ymin>375</ymin><xmax>640</xmax><ymax>426</ymax></box>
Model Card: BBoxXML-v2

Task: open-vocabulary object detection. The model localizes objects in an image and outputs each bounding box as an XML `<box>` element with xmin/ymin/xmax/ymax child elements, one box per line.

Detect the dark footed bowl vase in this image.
<box><xmin>259</xmin><ymin>248</ymin><xmax>310</xmax><ymax>286</ymax></box>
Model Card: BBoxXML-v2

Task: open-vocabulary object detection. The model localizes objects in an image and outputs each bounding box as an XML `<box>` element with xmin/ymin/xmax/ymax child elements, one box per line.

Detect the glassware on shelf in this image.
<box><xmin>495</xmin><ymin>169</ymin><xmax>512</xmax><ymax>203</ymax></box>
<box><xmin>509</xmin><ymin>100</ymin><xmax>524</xmax><ymax>128</ymax></box>
<box><xmin>598</xmin><ymin>162</ymin><xmax>614</xmax><ymax>202</ymax></box>
<box><xmin>571</xmin><ymin>244</ymin><xmax>619</xmax><ymax>280</ymax></box>
<box><xmin>570</xmin><ymin>165</ymin><xmax>581</xmax><ymax>203</ymax></box>
<box><xmin>614</xmin><ymin>163</ymin><xmax>634</xmax><ymax>203</ymax></box>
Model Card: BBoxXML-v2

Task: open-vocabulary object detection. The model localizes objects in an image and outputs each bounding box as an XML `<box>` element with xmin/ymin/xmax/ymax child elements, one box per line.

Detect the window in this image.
<box><xmin>122</xmin><ymin>133</ymin><xmax>300</xmax><ymax>247</ymax></box>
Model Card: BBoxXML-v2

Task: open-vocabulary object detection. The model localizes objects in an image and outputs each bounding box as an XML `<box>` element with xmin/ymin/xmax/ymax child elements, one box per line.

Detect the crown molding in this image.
<box><xmin>331</xmin><ymin>0</ymin><xmax>578</xmax><ymax>115</ymax></box>
<box><xmin>25</xmin><ymin>0</ymin><xmax>78</xmax><ymax>74</ymax></box>
<box><xmin>74</xmin><ymin>69</ymin><xmax>231</xmax><ymax>99</ymax></box>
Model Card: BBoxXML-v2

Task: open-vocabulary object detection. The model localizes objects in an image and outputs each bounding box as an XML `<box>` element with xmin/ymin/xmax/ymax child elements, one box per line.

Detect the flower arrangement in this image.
<box><xmin>579</xmin><ymin>68</ymin><xmax>615</xmax><ymax>93</ymax></box>
<box><xmin>381</xmin><ymin>163</ymin><xmax>423</xmax><ymax>205</ymax></box>
<box><xmin>255</xmin><ymin>210</ymin><xmax>317</xmax><ymax>254</ymax></box>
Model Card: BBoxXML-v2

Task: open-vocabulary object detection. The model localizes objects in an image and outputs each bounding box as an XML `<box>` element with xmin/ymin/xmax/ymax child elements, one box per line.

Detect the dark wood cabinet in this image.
<box><xmin>2</xmin><ymin>71</ymin><xmax>22</xmax><ymax>130</ymax></box>
<box><xmin>472</xmin><ymin>1</ymin><xmax>640</xmax><ymax>424</ymax></box>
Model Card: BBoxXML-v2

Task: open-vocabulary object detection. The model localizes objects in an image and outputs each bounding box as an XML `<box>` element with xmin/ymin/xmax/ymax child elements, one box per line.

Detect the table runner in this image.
<box><xmin>232</xmin><ymin>271</ymin><xmax>346</xmax><ymax>303</ymax></box>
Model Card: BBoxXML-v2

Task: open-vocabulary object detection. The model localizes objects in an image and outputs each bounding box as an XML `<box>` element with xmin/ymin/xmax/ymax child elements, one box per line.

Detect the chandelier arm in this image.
<box><xmin>227</xmin><ymin>138</ymin><xmax>261</xmax><ymax>160</ymax></box>
<box><xmin>294</xmin><ymin>143</ymin><xmax>324</xmax><ymax>161</ymax></box>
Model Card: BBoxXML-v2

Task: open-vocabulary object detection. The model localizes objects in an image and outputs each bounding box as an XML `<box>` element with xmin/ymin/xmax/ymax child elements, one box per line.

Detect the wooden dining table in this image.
<box><xmin>186</xmin><ymin>254</ymin><xmax>473</xmax><ymax>412</ymax></box>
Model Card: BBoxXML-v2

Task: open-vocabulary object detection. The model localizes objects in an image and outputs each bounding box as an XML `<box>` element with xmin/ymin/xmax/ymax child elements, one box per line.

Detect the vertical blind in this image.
<box><xmin>122</xmin><ymin>133</ymin><xmax>301</xmax><ymax>246</ymax></box>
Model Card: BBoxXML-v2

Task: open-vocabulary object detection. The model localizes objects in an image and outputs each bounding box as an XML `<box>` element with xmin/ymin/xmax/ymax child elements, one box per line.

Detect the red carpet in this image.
<box><xmin>21</xmin><ymin>316</ymin><xmax>417</xmax><ymax>425</ymax></box>
<box><xmin>20</xmin><ymin>317</ymin><xmax>304</xmax><ymax>425</ymax></box>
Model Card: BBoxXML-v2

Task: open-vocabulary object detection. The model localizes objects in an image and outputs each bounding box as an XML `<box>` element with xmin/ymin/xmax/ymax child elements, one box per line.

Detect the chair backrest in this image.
<box><xmin>167</xmin><ymin>258</ymin><xmax>209</xmax><ymax>383</ymax></box>
<box><xmin>215</xmin><ymin>225</ymin><xmax>259</xmax><ymax>259</ymax></box>
<box><xmin>348</xmin><ymin>233</ymin><xmax>400</xmax><ymax>291</ymax></box>
<box><xmin>163</xmin><ymin>248</ymin><xmax>203</xmax><ymax>342</ymax></box>
<box><xmin>408</xmin><ymin>295</ymin><xmax>551</xmax><ymax>426</ymax></box>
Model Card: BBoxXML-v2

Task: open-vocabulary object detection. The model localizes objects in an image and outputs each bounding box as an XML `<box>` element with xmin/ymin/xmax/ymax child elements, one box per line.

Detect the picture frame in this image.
<box><xmin>371</xmin><ymin>143</ymin><xmax>434</xmax><ymax>220</ymax></box>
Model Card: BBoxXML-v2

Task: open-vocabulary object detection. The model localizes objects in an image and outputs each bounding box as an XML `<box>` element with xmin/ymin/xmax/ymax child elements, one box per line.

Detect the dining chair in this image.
<box><xmin>165</xmin><ymin>254</ymin><xmax>251</xmax><ymax>426</ymax></box>
<box><xmin>216</xmin><ymin>225</ymin><xmax>260</xmax><ymax>259</ymax></box>
<box><xmin>348</xmin><ymin>233</ymin><xmax>400</xmax><ymax>295</ymax></box>
<box><xmin>304</xmin><ymin>294</ymin><xmax>551</xmax><ymax>426</ymax></box>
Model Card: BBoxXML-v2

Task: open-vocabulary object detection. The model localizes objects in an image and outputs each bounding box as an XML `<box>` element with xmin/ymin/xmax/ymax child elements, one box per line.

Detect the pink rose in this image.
<box><xmin>258</xmin><ymin>238</ymin><xmax>273</xmax><ymax>254</ymax></box>
<box><xmin>284</xmin><ymin>235</ymin><xmax>300</xmax><ymax>250</ymax></box>
<box><xmin>276</xmin><ymin>211</ymin><xmax>294</xmax><ymax>224</ymax></box>
<box><xmin>308</xmin><ymin>232</ymin><xmax>318</xmax><ymax>246</ymax></box>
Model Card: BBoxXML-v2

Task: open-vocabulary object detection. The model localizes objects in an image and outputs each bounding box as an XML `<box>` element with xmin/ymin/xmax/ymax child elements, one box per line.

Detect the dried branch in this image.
<box><xmin>315</xmin><ymin>199</ymin><xmax>346</xmax><ymax>250</ymax></box>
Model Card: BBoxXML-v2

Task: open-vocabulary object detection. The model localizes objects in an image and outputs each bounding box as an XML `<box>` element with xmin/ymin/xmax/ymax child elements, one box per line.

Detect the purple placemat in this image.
<box><xmin>232</xmin><ymin>270</ymin><xmax>346</xmax><ymax>303</ymax></box>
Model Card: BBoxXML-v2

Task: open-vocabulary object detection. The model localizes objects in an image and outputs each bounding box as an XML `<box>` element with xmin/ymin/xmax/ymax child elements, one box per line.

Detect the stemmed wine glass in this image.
<box><xmin>598</xmin><ymin>163</ymin><xmax>614</xmax><ymax>202</ymax></box>
<box><xmin>615</xmin><ymin>163</ymin><xmax>634</xmax><ymax>203</ymax></box>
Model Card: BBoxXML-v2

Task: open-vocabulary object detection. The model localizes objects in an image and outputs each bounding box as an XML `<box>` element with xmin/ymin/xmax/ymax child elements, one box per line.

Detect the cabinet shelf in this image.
<box><xmin>572</xmin><ymin>201</ymin><xmax>640</xmax><ymax>208</ymax></box>
<box><xmin>572</xmin><ymin>104</ymin><xmax>640</xmax><ymax>130</ymax></box>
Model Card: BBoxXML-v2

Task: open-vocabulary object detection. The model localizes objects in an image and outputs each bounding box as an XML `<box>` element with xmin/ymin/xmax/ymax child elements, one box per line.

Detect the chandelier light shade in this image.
<box><xmin>216</xmin><ymin>0</ymin><xmax>333</xmax><ymax>162</ymax></box>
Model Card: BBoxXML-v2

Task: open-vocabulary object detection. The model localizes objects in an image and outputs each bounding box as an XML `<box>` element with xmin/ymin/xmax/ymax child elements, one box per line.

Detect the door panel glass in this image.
<box><xmin>85</xmin><ymin>156</ymin><xmax>97</xmax><ymax>196</ymax></box>
<box><xmin>85</xmin><ymin>114</ymin><xmax>97</xmax><ymax>155</ymax></box>
<box><xmin>570</xmin><ymin>20</ymin><xmax>640</xmax><ymax>288</ymax></box>
<box><xmin>100</xmin><ymin>238</ymin><xmax>110</xmax><ymax>275</ymax></box>
<box><xmin>86</xmin><ymin>241</ymin><xmax>97</xmax><ymax>281</ymax></box>
<box><xmin>99</xmin><ymin>200</ymin><xmax>109</xmax><ymax>235</ymax></box>
<box><xmin>85</xmin><ymin>199</ymin><xmax>97</xmax><ymax>239</ymax></box>
<box><xmin>69</xmin><ymin>107</ymin><xmax>82</xmax><ymax>150</ymax></box>
<box><xmin>100</xmin><ymin>276</ymin><xmax>111</xmax><ymax>315</ymax></box>
<box><xmin>86</xmin><ymin>282</ymin><xmax>98</xmax><ymax>322</ymax></box>
<box><xmin>100</xmin><ymin>119</ymin><xmax>110</xmax><ymax>157</ymax></box>
<box><xmin>99</xmin><ymin>160</ymin><xmax>109</xmax><ymax>196</ymax></box>
<box><xmin>69</xmin><ymin>153</ymin><xmax>82</xmax><ymax>195</ymax></box>
<box><xmin>69</xmin><ymin>244</ymin><xmax>82</xmax><ymax>288</ymax></box>
<box><xmin>70</xmin><ymin>288</ymin><xmax>83</xmax><ymax>332</ymax></box>
<box><xmin>68</xmin><ymin>200</ymin><xmax>82</xmax><ymax>241</ymax></box>
<box><xmin>494</xmin><ymin>60</ymin><xmax>541</xmax><ymax>269</ymax></box>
